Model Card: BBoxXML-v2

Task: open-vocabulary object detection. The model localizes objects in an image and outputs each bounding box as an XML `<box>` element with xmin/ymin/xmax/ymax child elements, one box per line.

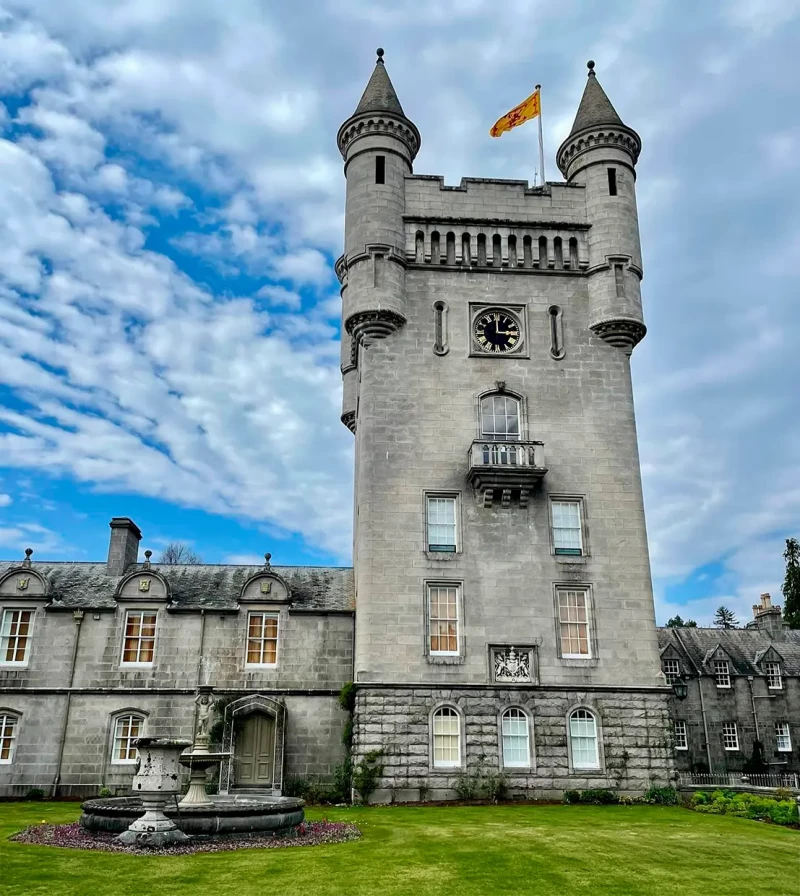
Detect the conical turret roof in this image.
<box><xmin>566</xmin><ymin>60</ymin><xmax>624</xmax><ymax>137</ymax></box>
<box><xmin>353</xmin><ymin>48</ymin><xmax>405</xmax><ymax>117</ymax></box>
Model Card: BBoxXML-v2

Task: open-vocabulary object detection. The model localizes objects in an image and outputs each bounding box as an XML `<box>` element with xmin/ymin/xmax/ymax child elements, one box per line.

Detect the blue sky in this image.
<box><xmin>0</xmin><ymin>1</ymin><xmax>798</xmax><ymax>623</ymax></box>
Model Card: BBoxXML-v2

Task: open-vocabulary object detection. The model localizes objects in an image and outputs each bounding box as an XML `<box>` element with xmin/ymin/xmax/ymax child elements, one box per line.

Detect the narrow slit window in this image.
<box><xmin>538</xmin><ymin>235</ymin><xmax>547</xmax><ymax>268</ymax></box>
<box><xmin>508</xmin><ymin>234</ymin><xmax>517</xmax><ymax>267</ymax></box>
<box><xmin>523</xmin><ymin>235</ymin><xmax>533</xmax><ymax>267</ymax></box>
<box><xmin>415</xmin><ymin>230</ymin><xmax>424</xmax><ymax>264</ymax></box>
<box><xmin>569</xmin><ymin>237</ymin><xmax>579</xmax><ymax>269</ymax></box>
<box><xmin>433</xmin><ymin>301</ymin><xmax>448</xmax><ymax>355</ymax></box>
<box><xmin>492</xmin><ymin>234</ymin><xmax>502</xmax><ymax>267</ymax></box>
<box><xmin>549</xmin><ymin>305</ymin><xmax>564</xmax><ymax>359</ymax></box>
<box><xmin>431</xmin><ymin>231</ymin><xmax>441</xmax><ymax>265</ymax></box>
<box><xmin>375</xmin><ymin>155</ymin><xmax>385</xmax><ymax>184</ymax></box>
<box><xmin>446</xmin><ymin>231</ymin><xmax>456</xmax><ymax>265</ymax></box>
<box><xmin>462</xmin><ymin>233</ymin><xmax>472</xmax><ymax>265</ymax></box>
<box><xmin>477</xmin><ymin>234</ymin><xmax>487</xmax><ymax>266</ymax></box>
<box><xmin>607</xmin><ymin>167</ymin><xmax>617</xmax><ymax>195</ymax></box>
<box><xmin>553</xmin><ymin>237</ymin><xmax>563</xmax><ymax>269</ymax></box>
<box><xmin>614</xmin><ymin>263</ymin><xmax>625</xmax><ymax>297</ymax></box>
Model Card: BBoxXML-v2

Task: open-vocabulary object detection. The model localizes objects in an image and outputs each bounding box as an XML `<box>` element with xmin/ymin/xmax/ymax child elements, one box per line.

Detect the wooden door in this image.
<box><xmin>235</xmin><ymin>714</ymin><xmax>275</xmax><ymax>786</ymax></box>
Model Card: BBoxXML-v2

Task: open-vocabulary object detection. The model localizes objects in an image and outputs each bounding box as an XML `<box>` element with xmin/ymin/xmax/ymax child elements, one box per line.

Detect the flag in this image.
<box><xmin>490</xmin><ymin>88</ymin><xmax>541</xmax><ymax>138</ymax></box>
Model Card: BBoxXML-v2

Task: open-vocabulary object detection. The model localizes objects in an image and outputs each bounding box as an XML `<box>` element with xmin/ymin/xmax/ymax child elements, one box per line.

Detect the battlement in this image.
<box><xmin>404</xmin><ymin>176</ymin><xmax>587</xmax><ymax>225</ymax></box>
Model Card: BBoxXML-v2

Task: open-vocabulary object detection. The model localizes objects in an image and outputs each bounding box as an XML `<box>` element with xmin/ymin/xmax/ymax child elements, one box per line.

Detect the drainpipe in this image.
<box><xmin>746</xmin><ymin>676</ymin><xmax>760</xmax><ymax>742</ymax></box>
<box><xmin>673</xmin><ymin>629</ymin><xmax>712</xmax><ymax>772</ymax></box>
<box><xmin>51</xmin><ymin>609</ymin><xmax>85</xmax><ymax>797</ymax></box>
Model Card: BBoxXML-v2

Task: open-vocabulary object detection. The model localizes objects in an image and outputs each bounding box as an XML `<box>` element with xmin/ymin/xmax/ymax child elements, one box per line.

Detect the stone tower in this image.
<box><xmin>337</xmin><ymin>54</ymin><xmax>672</xmax><ymax>800</ymax></box>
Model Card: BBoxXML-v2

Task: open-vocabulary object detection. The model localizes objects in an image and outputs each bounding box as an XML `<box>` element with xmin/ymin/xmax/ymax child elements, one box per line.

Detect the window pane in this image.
<box><xmin>0</xmin><ymin>714</ymin><xmax>18</xmax><ymax>762</ymax></box>
<box><xmin>558</xmin><ymin>591</ymin><xmax>590</xmax><ymax>656</ymax></box>
<box><xmin>433</xmin><ymin>708</ymin><xmax>460</xmax><ymax>766</ymax></box>
<box><xmin>1</xmin><ymin>610</ymin><xmax>33</xmax><ymax>664</ymax></box>
<box><xmin>480</xmin><ymin>395</ymin><xmax>521</xmax><ymax>441</ymax></box>
<box><xmin>569</xmin><ymin>710</ymin><xmax>599</xmax><ymax>769</ymax></box>
<box><xmin>245</xmin><ymin>613</ymin><xmax>278</xmax><ymax>665</ymax></box>
<box><xmin>122</xmin><ymin>611</ymin><xmax>157</xmax><ymax>664</ymax></box>
<box><xmin>427</xmin><ymin>497</ymin><xmax>457</xmax><ymax>550</ymax></box>
<box><xmin>429</xmin><ymin>586</ymin><xmax>459</xmax><ymax>654</ymax></box>
<box><xmin>502</xmin><ymin>709</ymin><xmax>530</xmax><ymax>767</ymax></box>
<box><xmin>776</xmin><ymin>723</ymin><xmax>791</xmax><ymax>751</ymax></box>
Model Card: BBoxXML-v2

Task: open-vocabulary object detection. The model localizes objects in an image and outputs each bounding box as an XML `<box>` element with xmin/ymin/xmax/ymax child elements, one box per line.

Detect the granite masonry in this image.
<box><xmin>3</xmin><ymin>55</ymin><xmax>793</xmax><ymax>802</ymax></box>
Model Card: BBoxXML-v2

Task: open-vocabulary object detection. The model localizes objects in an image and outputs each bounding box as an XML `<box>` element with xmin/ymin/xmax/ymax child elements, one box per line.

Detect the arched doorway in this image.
<box><xmin>235</xmin><ymin>713</ymin><xmax>275</xmax><ymax>787</ymax></box>
<box><xmin>219</xmin><ymin>694</ymin><xmax>286</xmax><ymax>794</ymax></box>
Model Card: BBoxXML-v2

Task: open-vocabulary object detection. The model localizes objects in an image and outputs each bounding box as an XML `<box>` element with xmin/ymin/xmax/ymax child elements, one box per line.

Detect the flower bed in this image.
<box><xmin>10</xmin><ymin>820</ymin><xmax>361</xmax><ymax>855</ymax></box>
<box><xmin>689</xmin><ymin>790</ymin><xmax>799</xmax><ymax>827</ymax></box>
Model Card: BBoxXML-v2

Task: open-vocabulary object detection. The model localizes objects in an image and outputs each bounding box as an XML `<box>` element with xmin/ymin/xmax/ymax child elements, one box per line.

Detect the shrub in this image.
<box><xmin>579</xmin><ymin>789</ymin><xmax>618</xmax><ymax>805</ymax></box>
<box><xmin>455</xmin><ymin>772</ymin><xmax>480</xmax><ymax>801</ymax></box>
<box><xmin>482</xmin><ymin>772</ymin><xmax>509</xmax><ymax>803</ymax></box>
<box><xmin>742</xmin><ymin>740</ymin><xmax>769</xmax><ymax>775</ymax></box>
<box><xmin>98</xmin><ymin>786</ymin><xmax>113</xmax><ymax>798</ymax></box>
<box><xmin>689</xmin><ymin>789</ymin><xmax>798</xmax><ymax>826</ymax></box>
<box><xmin>25</xmin><ymin>788</ymin><xmax>45</xmax><ymax>801</ymax></box>
<box><xmin>341</xmin><ymin>718</ymin><xmax>354</xmax><ymax>750</ymax></box>
<box><xmin>339</xmin><ymin>681</ymin><xmax>357</xmax><ymax>714</ymax></box>
<box><xmin>418</xmin><ymin>782</ymin><xmax>430</xmax><ymax>803</ymax></box>
<box><xmin>643</xmin><ymin>784</ymin><xmax>678</xmax><ymax>805</ymax></box>
<box><xmin>331</xmin><ymin>756</ymin><xmax>353</xmax><ymax>804</ymax></box>
<box><xmin>563</xmin><ymin>790</ymin><xmax>581</xmax><ymax>804</ymax></box>
<box><xmin>352</xmin><ymin>749</ymin><xmax>384</xmax><ymax>804</ymax></box>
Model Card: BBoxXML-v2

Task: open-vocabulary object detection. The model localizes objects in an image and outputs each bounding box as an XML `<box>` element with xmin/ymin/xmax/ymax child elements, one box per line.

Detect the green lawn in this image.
<box><xmin>0</xmin><ymin>801</ymin><xmax>797</xmax><ymax>896</ymax></box>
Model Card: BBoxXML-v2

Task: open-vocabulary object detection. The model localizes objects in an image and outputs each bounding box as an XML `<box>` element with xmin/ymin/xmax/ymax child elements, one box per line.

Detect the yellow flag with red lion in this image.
<box><xmin>490</xmin><ymin>88</ymin><xmax>541</xmax><ymax>137</ymax></box>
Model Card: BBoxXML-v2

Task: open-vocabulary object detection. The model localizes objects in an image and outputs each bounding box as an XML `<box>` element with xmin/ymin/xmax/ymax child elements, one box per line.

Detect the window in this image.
<box><xmin>0</xmin><ymin>714</ymin><xmax>18</xmax><ymax>763</ymax></box>
<box><xmin>428</xmin><ymin>585</ymin><xmax>459</xmax><ymax>655</ymax></box>
<box><xmin>121</xmin><ymin>610</ymin><xmax>157</xmax><ymax>665</ymax></box>
<box><xmin>713</xmin><ymin>660</ymin><xmax>730</xmax><ymax>688</ymax></box>
<box><xmin>674</xmin><ymin>720</ymin><xmax>688</xmax><ymax>750</ymax></box>
<box><xmin>480</xmin><ymin>394</ymin><xmax>521</xmax><ymax>441</ymax></box>
<box><xmin>765</xmin><ymin>662</ymin><xmax>782</xmax><ymax>689</ymax></box>
<box><xmin>427</xmin><ymin>496</ymin><xmax>457</xmax><ymax>552</ymax></box>
<box><xmin>501</xmin><ymin>708</ymin><xmax>530</xmax><ymax>768</ymax></box>
<box><xmin>663</xmin><ymin>659</ymin><xmax>681</xmax><ymax>684</ymax></box>
<box><xmin>246</xmin><ymin>612</ymin><xmax>279</xmax><ymax>666</ymax></box>
<box><xmin>432</xmin><ymin>706</ymin><xmax>461</xmax><ymax>767</ymax></box>
<box><xmin>607</xmin><ymin>167</ymin><xmax>617</xmax><ymax>195</ymax></box>
<box><xmin>551</xmin><ymin>500</ymin><xmax>583</xmax><ymax>555</ymax></box>
<box><xmin>722</xmin><ymin>722</ymin><xmax>739</xmax><ymax>751</ymax></box>
<box><xmin>433</xmin><ymin>301</ymin><xmax>448</xmax><ymax>355</ymax></box>
<box><xmin>557</xmin><ymin>588</ymin><xmax>591</xmax><ymax>658</ymax></box>
<box><xmin>375</xmin><ymin>155</ymin><xmax>385</xmax><ymax>184</ymax></box>
<box><xmin>569</xmin><ymin>709</ymin><xmax>600</xmax><ymax>770</ymax></box>
<box><xmin>112</xmin><ymin>713</ymin><xmax>144</xmax><ymax>763</ymax></box>
<box><xmin>0</xmin><ymin>609</ymin><xmax>34</xmax><ymax>664</ymax></box>
<box><xmin>775</xmin><ymin>723</ymin><xmax>792</xmax><ymax>753</ymax></box>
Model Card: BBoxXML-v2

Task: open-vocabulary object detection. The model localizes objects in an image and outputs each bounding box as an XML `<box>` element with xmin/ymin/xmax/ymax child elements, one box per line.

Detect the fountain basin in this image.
<box><xmin>81</xmin><ymin>794</ymin><xmax>304</xmax><ymax>837</ymax></box>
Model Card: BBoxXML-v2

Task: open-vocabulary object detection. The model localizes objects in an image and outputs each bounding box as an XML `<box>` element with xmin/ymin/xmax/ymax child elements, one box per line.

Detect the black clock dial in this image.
<box><xmin>474</xmin><ymin>310</ymin><xmax>521</xmax><ymax>354</ymax></box>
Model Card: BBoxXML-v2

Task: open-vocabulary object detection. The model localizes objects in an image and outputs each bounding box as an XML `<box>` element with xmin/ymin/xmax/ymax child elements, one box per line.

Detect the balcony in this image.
<box><xmin>467</xmin><ymin>440</ymin><xmax>547</xmax><ymax>507</ymax></box>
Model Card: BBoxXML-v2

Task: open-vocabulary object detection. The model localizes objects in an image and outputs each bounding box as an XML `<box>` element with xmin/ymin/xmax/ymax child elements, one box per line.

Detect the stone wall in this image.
<box><xmin>353</xmin><ymin>686</ymin><xmax>674</xmax><ymax>802</ymax></box>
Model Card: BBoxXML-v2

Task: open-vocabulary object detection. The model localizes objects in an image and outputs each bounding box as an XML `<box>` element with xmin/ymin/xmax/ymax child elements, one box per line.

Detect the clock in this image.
<box><xmin>473</xmin><ymin>309</ymin><xmax>522</xmax><ymax>354</ymax></box>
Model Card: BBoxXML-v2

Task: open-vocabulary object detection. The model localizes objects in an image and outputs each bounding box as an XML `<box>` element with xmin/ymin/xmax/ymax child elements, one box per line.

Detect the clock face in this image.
<box><xmin>473</xmin><ymin>310</ymin><xmax>521</xmax><ymax>354</ymax></box>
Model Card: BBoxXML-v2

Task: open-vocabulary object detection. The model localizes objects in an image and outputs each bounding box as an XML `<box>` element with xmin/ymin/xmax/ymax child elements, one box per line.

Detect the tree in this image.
<box><xmin>666</xmin><ymin>615</ymin><xmax>698</xmax><ymax>628</ymax></box>
<box><xmin>158</xmin><ymin>542</ymin><xmax>203</xmax><ymax>565</ymax></box>
<box><xmin>782</xmin><ymin>537</ymin><xmax>800</xmax><ymax>629</ymax></box>
<box><xmin>713</xmin><ymin>606</ymin><xmax>739</xmax><ymax>629</ymax></box>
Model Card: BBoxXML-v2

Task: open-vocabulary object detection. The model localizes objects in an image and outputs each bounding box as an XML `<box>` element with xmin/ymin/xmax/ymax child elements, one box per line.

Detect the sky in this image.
<box><xmin>0</xmin><ymin>1</ymin><xmax>798</xmax><ymax>626</ymax></box>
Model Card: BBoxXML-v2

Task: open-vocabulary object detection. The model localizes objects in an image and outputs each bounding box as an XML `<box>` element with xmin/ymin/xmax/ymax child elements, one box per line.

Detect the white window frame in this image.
<box><xmin>568</xmin><ymin>708</ymin><xmax>601</xmax><ymax>770</ymax></box>
<box><xmin>713</xmin><ymin>660</ymin><xmax>731</xmax><ymax>688</ymax></box>
<box><xmin>722</xmin><ymin>722</ymin><xmax>739</xmax><ymax>751</ymax></box>
<box><xmin>674</xmin><ymin>720</ymin><xmax>688</xmax><ymax>751</ymax></box>
<box><xmin>245</xmin><ymin>612</ymin><xmax>279</xmax><ymax>667</ymax></box>
<box><xmin>120</xmin><ymin>609</ymin><xmax>158</xmax><ymax>667</ymax></box>
<box><xmin>775</xmin><ymin>723</ymin><xmax>792</xmax><ymax>753</ymax></box>
<box><xmin>765</xmin><ymin>662</ymin><xmax>782</xmax><ymax>690</ymax></box>
<box><xmin>550</xmin><ymin>498</ymin><xmax>584</xmax><ymax>556</ymax></box>
<box><xmin>479</xmin><ymin>393</ymin><xmax>522</xmax><ymax>441</ymax></box>
<box><xmin>663</xmin><ymin>659</ymin><xmax>681</xmax><ymax>684</ymax></box>
<box><xmin>501</xmin><ymin>707</ymin><xmax>531</xmax><ymax>769</ymax></box>
<box><xmin>556</xmin><ymin>586</ymin><xmax>592</xmax><ymax>659</ymax></box>
<box><xmin>427</xmin><ymin>583</ymin><xmax>461</xmax><ymax>657</ymax></box>
<box><xmin>111</xmin><ymin>712</ymin><xmax>146</xmax><ymax>764</ymax></box>
<box><xmin>0</xmin><ymin>608</ymin><xmax>35</xmax><ymax>666</ymax></box>
<box><xmin>431</xmin><ymin>706</ymin><xmax>462</xmax><ymax>768</ymax></box>
<box><xmin>425</xmin><ymin>494</ymin><xmax>459</xmax><ymax>553</ymax></box>
<box><xmin>0</xmin><ymin>713</ymin><xmax>19</xmax><ymax>764</ymax></box>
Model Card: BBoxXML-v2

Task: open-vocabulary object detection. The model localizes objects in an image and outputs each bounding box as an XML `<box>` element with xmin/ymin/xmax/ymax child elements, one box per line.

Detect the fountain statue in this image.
<box><xmin>178</xmin><ymin>686</ymin><xmax>231</xmax><ymax>808</ymax></box>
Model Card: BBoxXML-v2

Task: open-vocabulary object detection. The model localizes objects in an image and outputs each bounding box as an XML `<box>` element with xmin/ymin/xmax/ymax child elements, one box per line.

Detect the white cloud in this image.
<box><xmin>0</xmin><ymin>494</ymin><xmax>12</xmax><ymax>507</ymax></box>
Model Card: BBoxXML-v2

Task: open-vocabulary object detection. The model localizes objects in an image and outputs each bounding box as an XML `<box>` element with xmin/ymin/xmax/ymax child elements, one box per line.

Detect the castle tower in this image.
<box><xmin>556</xmin><ymin>61</ymin><xmax>644</xmax><ymax>352</ymax></box>
<box><xmin>339</xmin><ymin>56</ymin><xmax>672</xmax><ymax>801</ymax></box>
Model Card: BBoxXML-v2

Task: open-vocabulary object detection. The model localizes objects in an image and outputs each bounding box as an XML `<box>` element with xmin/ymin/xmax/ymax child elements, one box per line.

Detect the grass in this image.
<box><xmin>1</xmin><ymin>801</ymin><xmax>797</xmax><ymax>896</ymax></box>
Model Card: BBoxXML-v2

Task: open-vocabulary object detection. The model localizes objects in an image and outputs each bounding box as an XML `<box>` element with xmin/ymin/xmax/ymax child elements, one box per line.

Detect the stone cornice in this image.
<box><xmin>557</xmin><ymin>123</ymin><xmax>642</xmax><ymax>178</ymax></box>
<box><xmin>404</xmin><ymin>216</ymin><xmax>591</xmax><ymax>231</ymax></box>
<box><xmin>337</xmin><ymin>110</ymin><xmax>421</xmax><ymax>162</ymax></box>
<box><xmin>590</xmin><ymin>317</ymin><xmax>647</xmax><ymax>352</ymax></box>
<box><xmin>345</xmin><ymin>309</ymin><xmax>406</xmax><ymax>344</ymax></box>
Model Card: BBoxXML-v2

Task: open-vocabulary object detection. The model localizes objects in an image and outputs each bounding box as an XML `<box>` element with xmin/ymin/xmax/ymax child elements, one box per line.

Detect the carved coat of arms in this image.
<box><xmin>16</xmin><ymin>577</ymin><xmax>30</xmax><ymax>591</ymax></box>
<box><xmin>494</xmin><ymin>646</ymin><xmax>531</xmax><ymax>683</ymax></box>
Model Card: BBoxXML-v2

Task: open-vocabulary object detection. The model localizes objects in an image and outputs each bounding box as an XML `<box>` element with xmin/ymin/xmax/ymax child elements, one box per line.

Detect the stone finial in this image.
<box><xmin>587</xmin><ymin>59</ymin><xmax>596</xmax><ymax>77</ymax></box>
<box><xmin>264</xmin><ymin>552</ymin><xmax>272</xmax><ymax>569</ymax></box>
<box><xmin>144</xmin><ymin>549</ymin><xmax>152</xmax><ymax>569</ymax></box>
<box><xmin>22</xmin><ymin>547</ymin><xmax>33</xmax><ymax>568</ymax></box>
<box><xmin>376</xmin><ymin>47</ymin><xmax>385</xmax><ymax>64</ymax></box>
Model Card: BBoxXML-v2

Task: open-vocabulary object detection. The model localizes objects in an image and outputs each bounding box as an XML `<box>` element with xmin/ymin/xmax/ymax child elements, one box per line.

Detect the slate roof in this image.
<box><xmin>658</xmin><ymin>627</ymin><xmax>800</xmax><ymax>676</ymax></box>
<box><xmin>353</xmin><ymin>54</ymin><xmax>406</xmax><ymax>117</ymax></box>
<box><xmin>566</xmin><ymin>63</ymin><xmax>625</xmax><ymax>138</ymax></box>
<box><xmin>0</xmin><ymin>562</ymin><xmax>355</xmax><ymax>613</ymax></box>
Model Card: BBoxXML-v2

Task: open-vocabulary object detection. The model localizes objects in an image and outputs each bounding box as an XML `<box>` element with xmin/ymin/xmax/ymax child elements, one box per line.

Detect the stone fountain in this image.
<box><xmin>177</xmin><ymin>685</ymin><xmax>230</xmax><ymax>808</ymax></box>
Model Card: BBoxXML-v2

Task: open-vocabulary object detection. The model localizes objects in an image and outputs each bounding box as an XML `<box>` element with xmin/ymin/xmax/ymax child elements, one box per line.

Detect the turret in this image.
<box><xmin>337</xmin><ymin>49</ymin><xmax>420</xmax><ymax>431</ymax></box>
<box><xmin>557</xmin><ymin>61</ymin><xmax>645</xmax><ymax>352</ymax></box>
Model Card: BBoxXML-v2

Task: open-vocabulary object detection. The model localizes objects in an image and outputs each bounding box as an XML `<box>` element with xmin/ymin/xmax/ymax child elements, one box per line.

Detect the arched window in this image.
<box><xmin>480</xmin><ymin>394</ymin><xmax>521</xmax><ymax>441</ymax></box>
<box><xmin>0</xmin><ymin>712</ymin><xmax>20</xmax><ymax>763</ymax></box>
<box><xmin>432</xmin><ymin>706</ymin><xmax>461</xmax><ymax>767</ymax></box>
<box><xmin>569</xmin><ymin>709</ymin><xmax>600</xmax><ymax>770</ymax></box>
<box><xmin>111</xmin><ymin>712</ymin><xmax>146</xmax><ymax>764</ymax></box>
<box><xmin>501</xmin><ymin>708</ymin><xmax>530</xmax><ymax>768</ymax></box>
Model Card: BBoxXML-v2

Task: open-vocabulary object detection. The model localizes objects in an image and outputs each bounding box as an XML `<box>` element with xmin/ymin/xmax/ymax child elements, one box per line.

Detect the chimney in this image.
<box><xmin>107</xmin><ymin>517</ymin><xmax>142</xmax><ymax>577</ymax></box>
<box><xmin>751</xmin><ymin>592</ymin><xmax>784</xmax><ymax>636</ymax></box>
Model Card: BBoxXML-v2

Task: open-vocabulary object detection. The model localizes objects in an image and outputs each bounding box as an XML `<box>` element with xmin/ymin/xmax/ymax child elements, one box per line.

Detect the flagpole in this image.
<box><xmin>535</xmin><ymin>84</ymin><xmax>545</xmax><ymax>188</ymax></box>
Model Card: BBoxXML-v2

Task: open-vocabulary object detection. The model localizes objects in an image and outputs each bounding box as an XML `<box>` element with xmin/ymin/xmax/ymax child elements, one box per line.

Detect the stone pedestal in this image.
<box><xmin>178</xmin><ymin>735</ymin><xmax>229</xmax><ymax>809</ymax></box>
<box><xmin>117</xmin><ymin>737</ymin><xmax>192</xmax><ymax>847</ymax></box>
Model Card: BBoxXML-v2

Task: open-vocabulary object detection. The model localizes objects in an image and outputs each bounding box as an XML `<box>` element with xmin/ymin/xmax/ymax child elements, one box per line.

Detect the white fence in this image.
<box><xmin>677</xmin><ymin>772</ymin><xmax>799</xmax><ymax>790</ymax></box>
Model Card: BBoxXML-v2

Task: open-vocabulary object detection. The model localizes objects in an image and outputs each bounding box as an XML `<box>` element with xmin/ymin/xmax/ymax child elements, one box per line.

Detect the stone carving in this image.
<box><xmin>195</xmin><ymin>690</ymin><xmax>215</xmax><ymax>739</ymax></box>
<box><xmin>16</xmin><ymin>577</ymin><xmax>29</xmax><ymax>591</ymax></box>
<box><xmin>493</xmin><ymin>646</ymin><xmax>532</xmax><ymax>683</ymax></box>
<box><xmin>139</xmin><ymin>579</ymin><xmax>150</xmax><ymax>592</ymax></box>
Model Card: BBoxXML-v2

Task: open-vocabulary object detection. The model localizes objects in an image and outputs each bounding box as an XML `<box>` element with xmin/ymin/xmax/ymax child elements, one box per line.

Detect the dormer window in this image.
<box><xmin>713</xmin><ymin>660</ymin><xmax>731</xmax><ymax>688</ymax></box>
<box><xmin>765</xmin><ymin>662</ymin><xmax>782</xmax><ymax>690</ymax></box>
<box><xmin>663</xmin><ymin>658</ymin><xmax>680</xmax><ymax>684</ymax></box>
<box><xmin>0</xmin><ymin>609</ymin><xmax>34</xmax><ymax>665</ymax></box>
